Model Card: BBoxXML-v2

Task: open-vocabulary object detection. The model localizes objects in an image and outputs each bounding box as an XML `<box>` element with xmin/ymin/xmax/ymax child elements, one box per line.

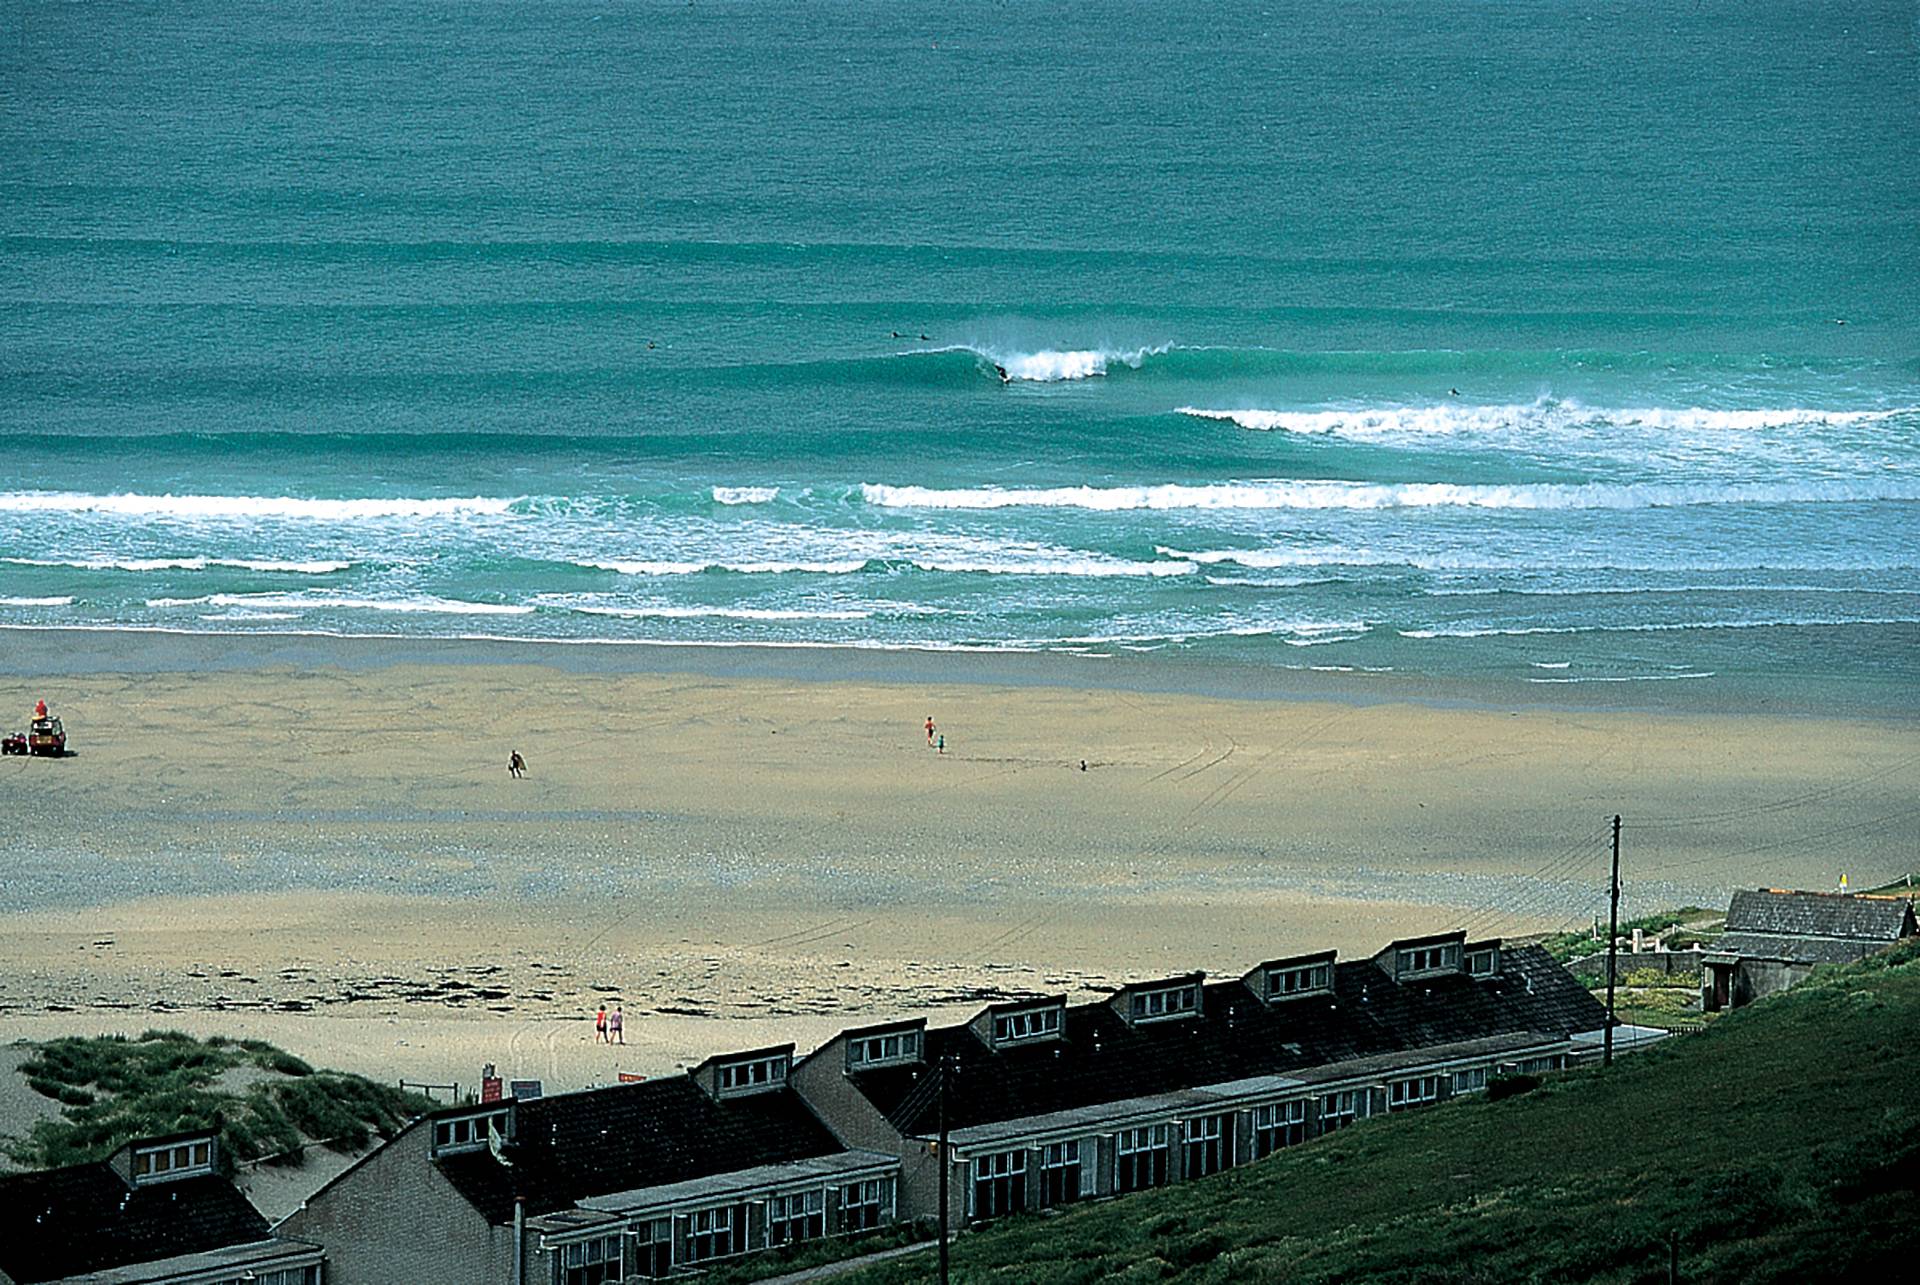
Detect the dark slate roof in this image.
<box><xmin>1710</xmin><ymin>931</ymin><xmax>1892</xmax><ymax>966</ymax></box>
<box><xmin>855</xmin><ymin>943</ymin><xmax>1605</xmax><ymax>1135</ymax></box>
<box><xmin>1724</xmin><ymin>890</ymin><xmax>1917</xmax><ymax>942</ymax></box>
<box><xmin>0</xmin><ymin>1165</ymin><xmax>269</xmax><ymax>1284</ymax></box>
<box><xmin>436</xmin><ymin>1077</ymin><xmax>843</xmax><ymax>1224</ymax></box>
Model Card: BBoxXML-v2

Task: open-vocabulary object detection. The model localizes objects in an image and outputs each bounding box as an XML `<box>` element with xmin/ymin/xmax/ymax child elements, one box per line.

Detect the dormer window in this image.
<box><xmin>1466</xmin><ymin>946</ymin><xmax>1498</xmax><ymax>977</ymax></box>
<box><xmin>992</xmin><ymin>1005</ymin><xmax>1061</xmax><ymax>1045</ymax></box>
<box><xmin>432</xmin><ymin>1110</ymin><xmax>507</xmax><ymax>1157</ymax></box>
<box><xmin>848</xmin><ymin>1027</ymin><xmax>922</xmax><ymax>1070</ymax></box>
<box><xmin>1128</xmin><ymin>982</ymin><xmax>1199</xmax><ymax>1024</ymax></box>
<box><xmin>1392</xmin><ymin>938</ymin><xmax>1463</xmax><ymax>979</ymax></box>
<box><xmin>716</xmin><ymin>1054</ymin><xmax>789</xmax><ymax>1096</ymax></box>
<box><xmin>131</xmin><ymin>1138</ymin><xmax>212</xmax><ymax>1183</ymax></box>
<box><xmin>1266</xmin><ymin>962</ymin><xmax>1331</xmax><ymax>999</ymax></box>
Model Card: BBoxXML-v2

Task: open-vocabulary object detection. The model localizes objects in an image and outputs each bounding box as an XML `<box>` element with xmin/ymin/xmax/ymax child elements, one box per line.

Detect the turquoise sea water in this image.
<box><xmin>3</xmin><ymin>1</ymin><xmax>1917</xmax><ymax>706</ymax></box>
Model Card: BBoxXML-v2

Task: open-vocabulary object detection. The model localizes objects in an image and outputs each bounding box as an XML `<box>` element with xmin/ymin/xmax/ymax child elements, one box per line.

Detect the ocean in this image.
<box><xmin>3</xmin><ymin>0</ymin><xmax>1916</xmax><ymax>708</ymax></box>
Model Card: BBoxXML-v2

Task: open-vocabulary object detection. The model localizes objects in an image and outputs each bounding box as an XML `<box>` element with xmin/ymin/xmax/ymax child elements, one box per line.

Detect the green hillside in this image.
<box><xmin>844</xmin><ymin>938</ymin><xmax>1920</xmax><ymax>1284</ymax></box>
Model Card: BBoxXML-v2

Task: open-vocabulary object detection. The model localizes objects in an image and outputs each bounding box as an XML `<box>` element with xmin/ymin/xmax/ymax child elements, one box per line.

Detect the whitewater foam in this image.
<box><xmin>1400</xmin><ymin>615</ymin><xmax>1920</xmax><ymax>639</ymax></box>
<box><xmin>582</xmin><ymin>558</ymin><xmax>868</xmax><ymax>576</ymax></box>
<box><xmin>0</xmin><ymin>492</ymin><xmax>514</xmax><ymax>521</ymax></box>
<box><xmin>865</xmin><ymin>478</ymin><xmax>1920</xmax><ymax>512</ymax></box>
<box><xmin>0</xmin><ymin>596</ymin><xmax>75</xmax><ymax>607</ymax></box>
<box><xmin>573</xmin><ymin>605</ymin><xmax>872</xmax><ymax>621</ymax></box>
<box><xmin>711</xmin><ymin>486</ymin><xmax>780</xmax><ymax>505</ymax></box>
<box><xmin>3</xmin><ymin>555</ymin><xmax>351</xmax><ymax>573</ymax></box>
<box><xmin>974</xmin><ymin>343</ymin><xmax>1171</xmax><ymax>383</ymax></box>
<box><xmin>146</xmin><ymin>592</ymin><xmax>532</xmax><ymax>615</ymax></box>
<box><xmin>1178</xmin><ymin>402</ymin><xmax>1914</xmax><ymax>439</ymax></box>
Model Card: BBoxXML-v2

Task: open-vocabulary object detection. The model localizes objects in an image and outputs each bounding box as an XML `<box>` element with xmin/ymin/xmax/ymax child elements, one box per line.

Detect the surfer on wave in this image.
<box><xmin>994</xmin><ymin>364</ymin><xmax>1011</xmax><ymax>385</ymax></box>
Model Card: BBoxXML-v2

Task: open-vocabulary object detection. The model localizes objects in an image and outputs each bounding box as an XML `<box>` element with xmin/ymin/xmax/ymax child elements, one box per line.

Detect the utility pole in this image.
<box><xmin>935</xmin><ymin>1053</ymin><xmax>953</xmax><ymax>1285</ymax></box>
<box><xmin>1604</xmin><ymin>813</ymin><xmax>1622</xmax><ymax>1067</ymax></box>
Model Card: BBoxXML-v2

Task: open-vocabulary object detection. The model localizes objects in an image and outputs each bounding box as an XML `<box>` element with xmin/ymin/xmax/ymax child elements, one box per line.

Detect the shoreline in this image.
<box><xmin>3</xmin><ymin>624</ymin><xmax>1914</xmax><ymax>723</ymax></box>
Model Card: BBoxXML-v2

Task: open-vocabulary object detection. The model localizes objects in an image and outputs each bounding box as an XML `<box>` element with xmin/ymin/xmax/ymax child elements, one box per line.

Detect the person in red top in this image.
<box><xmin>594</xmin><ymin>1005</ymin><xmax>608</xmax><ymax>1043</ymax></box>
<box><xmin>924</xmin><ymin>715</ymin><xmax>935</xmax><ymax>747</ymax></box>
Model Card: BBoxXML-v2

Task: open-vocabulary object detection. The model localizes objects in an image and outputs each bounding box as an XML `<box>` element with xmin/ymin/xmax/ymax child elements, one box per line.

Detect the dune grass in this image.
<box><xmin>6</xmin><ymin>1030</ymin><xmax>432</xmax><ymax>1172</ymax></box>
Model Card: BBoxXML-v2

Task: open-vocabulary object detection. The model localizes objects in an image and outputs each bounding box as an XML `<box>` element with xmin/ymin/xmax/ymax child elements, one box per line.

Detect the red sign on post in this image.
<box><xmin>617</xmin><ymin>1073</ymin><xmax>648</xmax><ymax>1084</ymax></box>
<box><xmin>480</xmin><ymin>1076</ymin><xmax>503</xmax><ymax>1103</ymax></box>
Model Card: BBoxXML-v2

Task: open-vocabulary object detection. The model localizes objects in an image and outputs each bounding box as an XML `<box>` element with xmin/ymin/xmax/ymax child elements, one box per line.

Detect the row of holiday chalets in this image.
<box><xmin>2</xmin><ymin>929</ymin><xmax>1635</xmax><ymax>1285</ymax></box>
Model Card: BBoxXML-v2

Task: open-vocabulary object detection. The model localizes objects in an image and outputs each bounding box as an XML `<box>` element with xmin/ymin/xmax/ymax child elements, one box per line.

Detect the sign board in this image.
<box><xmin>617</xmin><ymin>1072</ymin><xmax>648</xmax><ymax>1084</ymax></box>
<box><xmin>509</xmin><ymin>1080</ymin><xmax>543</xmax><ymax>1101</ymax></box>
<box><xmin>480</xmin><ymin>1076</ymin><xmax>503</xmax><ymax>1103</ymax></box>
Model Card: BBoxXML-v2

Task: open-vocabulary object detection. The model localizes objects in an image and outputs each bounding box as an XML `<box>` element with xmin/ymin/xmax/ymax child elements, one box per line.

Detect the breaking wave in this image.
<box><xmin>3</xmin><ymin>555</ymin><xmax>351</xmax><ymax>573</ymax></box>
<box><xmin>146</xmin><ymin>593</ymin><xmax>532</xmax><ymax>616</ymax></box>
<box><xmin>0</xmin><ymin>492</ymin><xmax>514</xmax><ymax>521</ymax></box>
<box><xmin>1178</xmin><ymin>401</ymin><xmax>1913</xmax><ymax>438</ymax></box>
<box><xmin>864</xmin><ymin>479</ymin><xmax>1920</xmax><ymax>512</ymax></box>
<box><xmin>0</xmin><ymin>596</ymin><xmax>74</xmax><ymax>607</ymax></box>
<box><xmin>711</xmin><ymin>486</ymin><xmax>780</xmax><ymax>505</ymax></box>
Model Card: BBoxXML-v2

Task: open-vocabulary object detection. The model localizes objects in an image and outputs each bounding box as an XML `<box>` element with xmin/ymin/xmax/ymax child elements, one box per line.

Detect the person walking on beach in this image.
<box><xmin>936</xmin><ymin>733</ymin><xmax>946</xmax><ymax>755</ymax></box>
<box><xmin>924</xmin><ymin>715</ymin><xmax>936</xmax><ymax>748</ymax></box>
<box><xmin>594</xmin><ymin>1005</ymin><xmax>608</xmax><ymax>1043</ymax></box>
<box><xmin>609</xmin><ymin>1006</ymin><xmax>624</xmax><ymax>1044</ymax></box>
<box><xmin>508</xmin><ymin>750</ymin><xmax>527</xmax><ymax>778</ymax></box>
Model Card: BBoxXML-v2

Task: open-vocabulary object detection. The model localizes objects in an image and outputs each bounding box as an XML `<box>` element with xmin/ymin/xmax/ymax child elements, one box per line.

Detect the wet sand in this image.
<box><xmin>1</xmin><ymin>631</ymin><xmax>1913</xmax><ymax>1098</ymax></box>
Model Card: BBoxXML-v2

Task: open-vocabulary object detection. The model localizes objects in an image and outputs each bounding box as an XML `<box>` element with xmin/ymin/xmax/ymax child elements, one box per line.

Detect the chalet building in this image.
<box><xmin>0</xmin><ymin>1130</ymin><xmax>322</xmax><ymax>1285</ymax></box>
<box><xmin>791</xmin><ymin>932</ymin><xmax>1609</xmax><ymax>1227</ymax></box>
<box><xmin>279</xmin><ymin>1046</ymin><xmax>899</xmax><ymax>1284</ymax></box>
<box><xmin>1702</xmin><ymin>888</ymin><xmax>1919</xmax><ymax>1012</ymax></box>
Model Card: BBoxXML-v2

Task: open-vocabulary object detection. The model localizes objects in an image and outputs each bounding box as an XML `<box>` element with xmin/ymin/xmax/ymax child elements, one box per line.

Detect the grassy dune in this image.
<box><xmin>5</xmin><ymin>1030</ymin><xmax>432</xmax><ymax>1172</ymax></box>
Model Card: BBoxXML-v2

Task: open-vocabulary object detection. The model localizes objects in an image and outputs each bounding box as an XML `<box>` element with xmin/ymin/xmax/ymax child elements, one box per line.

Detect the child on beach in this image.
<box><xmin>609</xmin><ymin>1006</ymin><xmax>624</xmax><ymax>1044</ymax></box>
<box><xmin>594</xmin><ymin>1005</ymin><xmax>608</xmax><ymax>1043</ymax></box>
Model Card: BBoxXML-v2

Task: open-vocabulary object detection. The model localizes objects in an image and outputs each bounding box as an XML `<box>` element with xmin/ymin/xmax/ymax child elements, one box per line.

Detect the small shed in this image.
<box><xmin>1702</xmin><ymin>888</ymin><xmax>1917</xmax><ymax>1011</ymax></box>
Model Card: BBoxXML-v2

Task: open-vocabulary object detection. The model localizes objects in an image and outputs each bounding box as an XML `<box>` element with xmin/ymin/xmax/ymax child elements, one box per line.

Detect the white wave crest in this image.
<box><xmin>1400</xmin><ymin>615</ymin><xmax>1920</xmax><ymax>639</ymax></box>
<box><xmin>146</xmin><ymin>592</ymin><xmax>531</xmax><ymax>616</ymax></box>
<box><xmin>711</xmin><ymin>486</ymin><xmax>780</xmax><ymax>505</ymax></box>
<box><xmin>582</xmin><ymin>558</ymin><xmax>868</xmax><ymax>576</ymax></box>
<box><xmin>865</xmin><ymin>479</ymin><xmax>1919</xmax><ymax>513</ymax></box>
<box><xmin>573</xmin><ymin>605</ymin><xmax>872</xmax><ymax>621</ymax></box>
<box><xmin>981</xmin><ymin>344</ymin><xmax>1169</xmax><ymax>383</ymax></box>
<box><xmin>1178</xmin><ymin>402</ymin><xmax>1913</xmax><ymax>438</ymax></box>
<box><xmin>0</xmin><ymin>595</ymin><xmax>74</xmax><ymax>607</ymax></box>
<box><xmin>3</xmin><ymin>555</ymin><xmax>351</xmax><ymax>573</ymax></box>
<box><xmin>0</xmin><ymin>492</ymin><xmax>513</xmax><ymax>521</ymax></box>
<box><xmin>909</xmin><ymin>556</ymin><xmax>1194</xmax><ymax>578</ymax></box>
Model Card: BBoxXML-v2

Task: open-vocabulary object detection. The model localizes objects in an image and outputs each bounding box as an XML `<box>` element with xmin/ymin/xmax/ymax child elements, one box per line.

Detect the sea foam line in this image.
<box><xmin>3</xmin><ymin>555</ymin><xmax>351</xmax><ymax>573</ymax></box>
<box><xmin>0</xmin><ymin>492</ymin><xmax>514</xmax><ymax>521</ymax></box>
<box><xmin>0</xmin><ymin>596</ymin><xmax>74</xmax><ymax>607</ymax></box>
<box><xmin>1399</xmin><ymin>615</ymin><xmax>1920</xmax><ymax>639</ymax></box>
<box><xmin>1177</xmin><ymin>402</ymin><xmax>1914</xmax><ymax>437</ymax></box>
<box><xmin>146</xmin><ymin>592</ymin><xmax>532</xmax><ymax>616</ymax></box>
<box><xmin>572</xmin><ymin>605</ymin><xmax>873</xmax><ymax>621</ymax></box>
<box><xmin>866</xmin><ymin>479</ymin><xmax>1920</xmax><ymax>512</ymax></box>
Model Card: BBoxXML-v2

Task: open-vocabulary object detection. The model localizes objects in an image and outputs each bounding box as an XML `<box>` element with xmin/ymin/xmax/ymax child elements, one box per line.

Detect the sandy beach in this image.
<box><xmin>2</xmin><ymin>631</ymin><xmax>1914</xmax><ymax>1098</ymax></box>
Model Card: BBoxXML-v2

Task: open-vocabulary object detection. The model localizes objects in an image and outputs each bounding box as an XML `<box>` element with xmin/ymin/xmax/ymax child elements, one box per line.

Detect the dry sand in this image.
<box><xmin>1</xmin><ymin>643</ymin><xmax>1914</xmax><ymax>1104</ymax></box>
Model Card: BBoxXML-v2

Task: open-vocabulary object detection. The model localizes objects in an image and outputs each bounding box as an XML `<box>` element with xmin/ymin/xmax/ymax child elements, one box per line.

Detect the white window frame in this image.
<box><xmin>716</xmin><ymin>1056</ymin><xmax>789</xmax><ymax>1094</ymax></box>
<box><xmin>768</xmin><ymin>1187</ymin><xmax>826</xmax><ymax>1246</ymax></box>
<box><xmin>1183</xmin><ymin>1113</ymin><xmax>1231</xmax><ymax>1177</ymax></box>
<box><xmin>969</xmin><ymin>1151</ymin><xmax>1026</xmax><ymax>1219</ymax></box>
<box><xmin>1039</xmin><ymin>1139</ymin><xmax>1093</xmax><ymax>1205</ymax></box>
<box><xmin>1251</xmin><ymin>1100</ymin><xmax>1308</xmax><ymax>1157</ymax></box>
<box><xmin>1388</xmin><ymin>1075</ymin><xmax>1440</xmax><ymax>1110</ymax></box>
<box><xmin>684</xmin><ymin>1205</ymin><xmax>739</xmax><ymax>1263</ymax></box>
<box><xmin>992</xmin><ymin>1006</ymin><xmax>1062</xmax><ymax>1044</ymax></box>
<box><xmin>1131</xmin><ymin>984</ymin><xmax>1198</xmax><ymax>1022</ymax></box>
<box><xmin>1320</xmin><ymin>1090</ymin><xmax>1359</xmax><ymax>1132</ymax></box>
<box><xmin>557</xmin><ymin>1232</ymin><xmax>623</xmax><ymax>1285</ymax></box>
<box><xmin>841</xmin><ymin>1176</ymin><xmax>893</xmax><ymax>1232</ymax></box>
<box><xmin>1266</xmin><ymin>962</ymin><xmax>1331</xmax><ymax>998</ymax></box>
<box><xmin>1115</xmin><ymin>1124</ymin><xmax>1171</xmax><ymax>1193</ymax></box>
<box><xmin>1466</xmin><ymin>949</ymin><xmax>1496</xmax><ymax>976</ymax></box>
<box><xmin>849</xmin><ymin>1030</ymin><xmax>920</xmax><ymax>1069</ymax></box>
<box><xmin>132</xmin><ymin>1139</ymin><xmax>214</xmax><ymax>1182</ymax></box>
<box><xmin>1454</xmin><ymin>1065</ymin><xmax>1490</xmax><ymax>1094</ymax></box>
